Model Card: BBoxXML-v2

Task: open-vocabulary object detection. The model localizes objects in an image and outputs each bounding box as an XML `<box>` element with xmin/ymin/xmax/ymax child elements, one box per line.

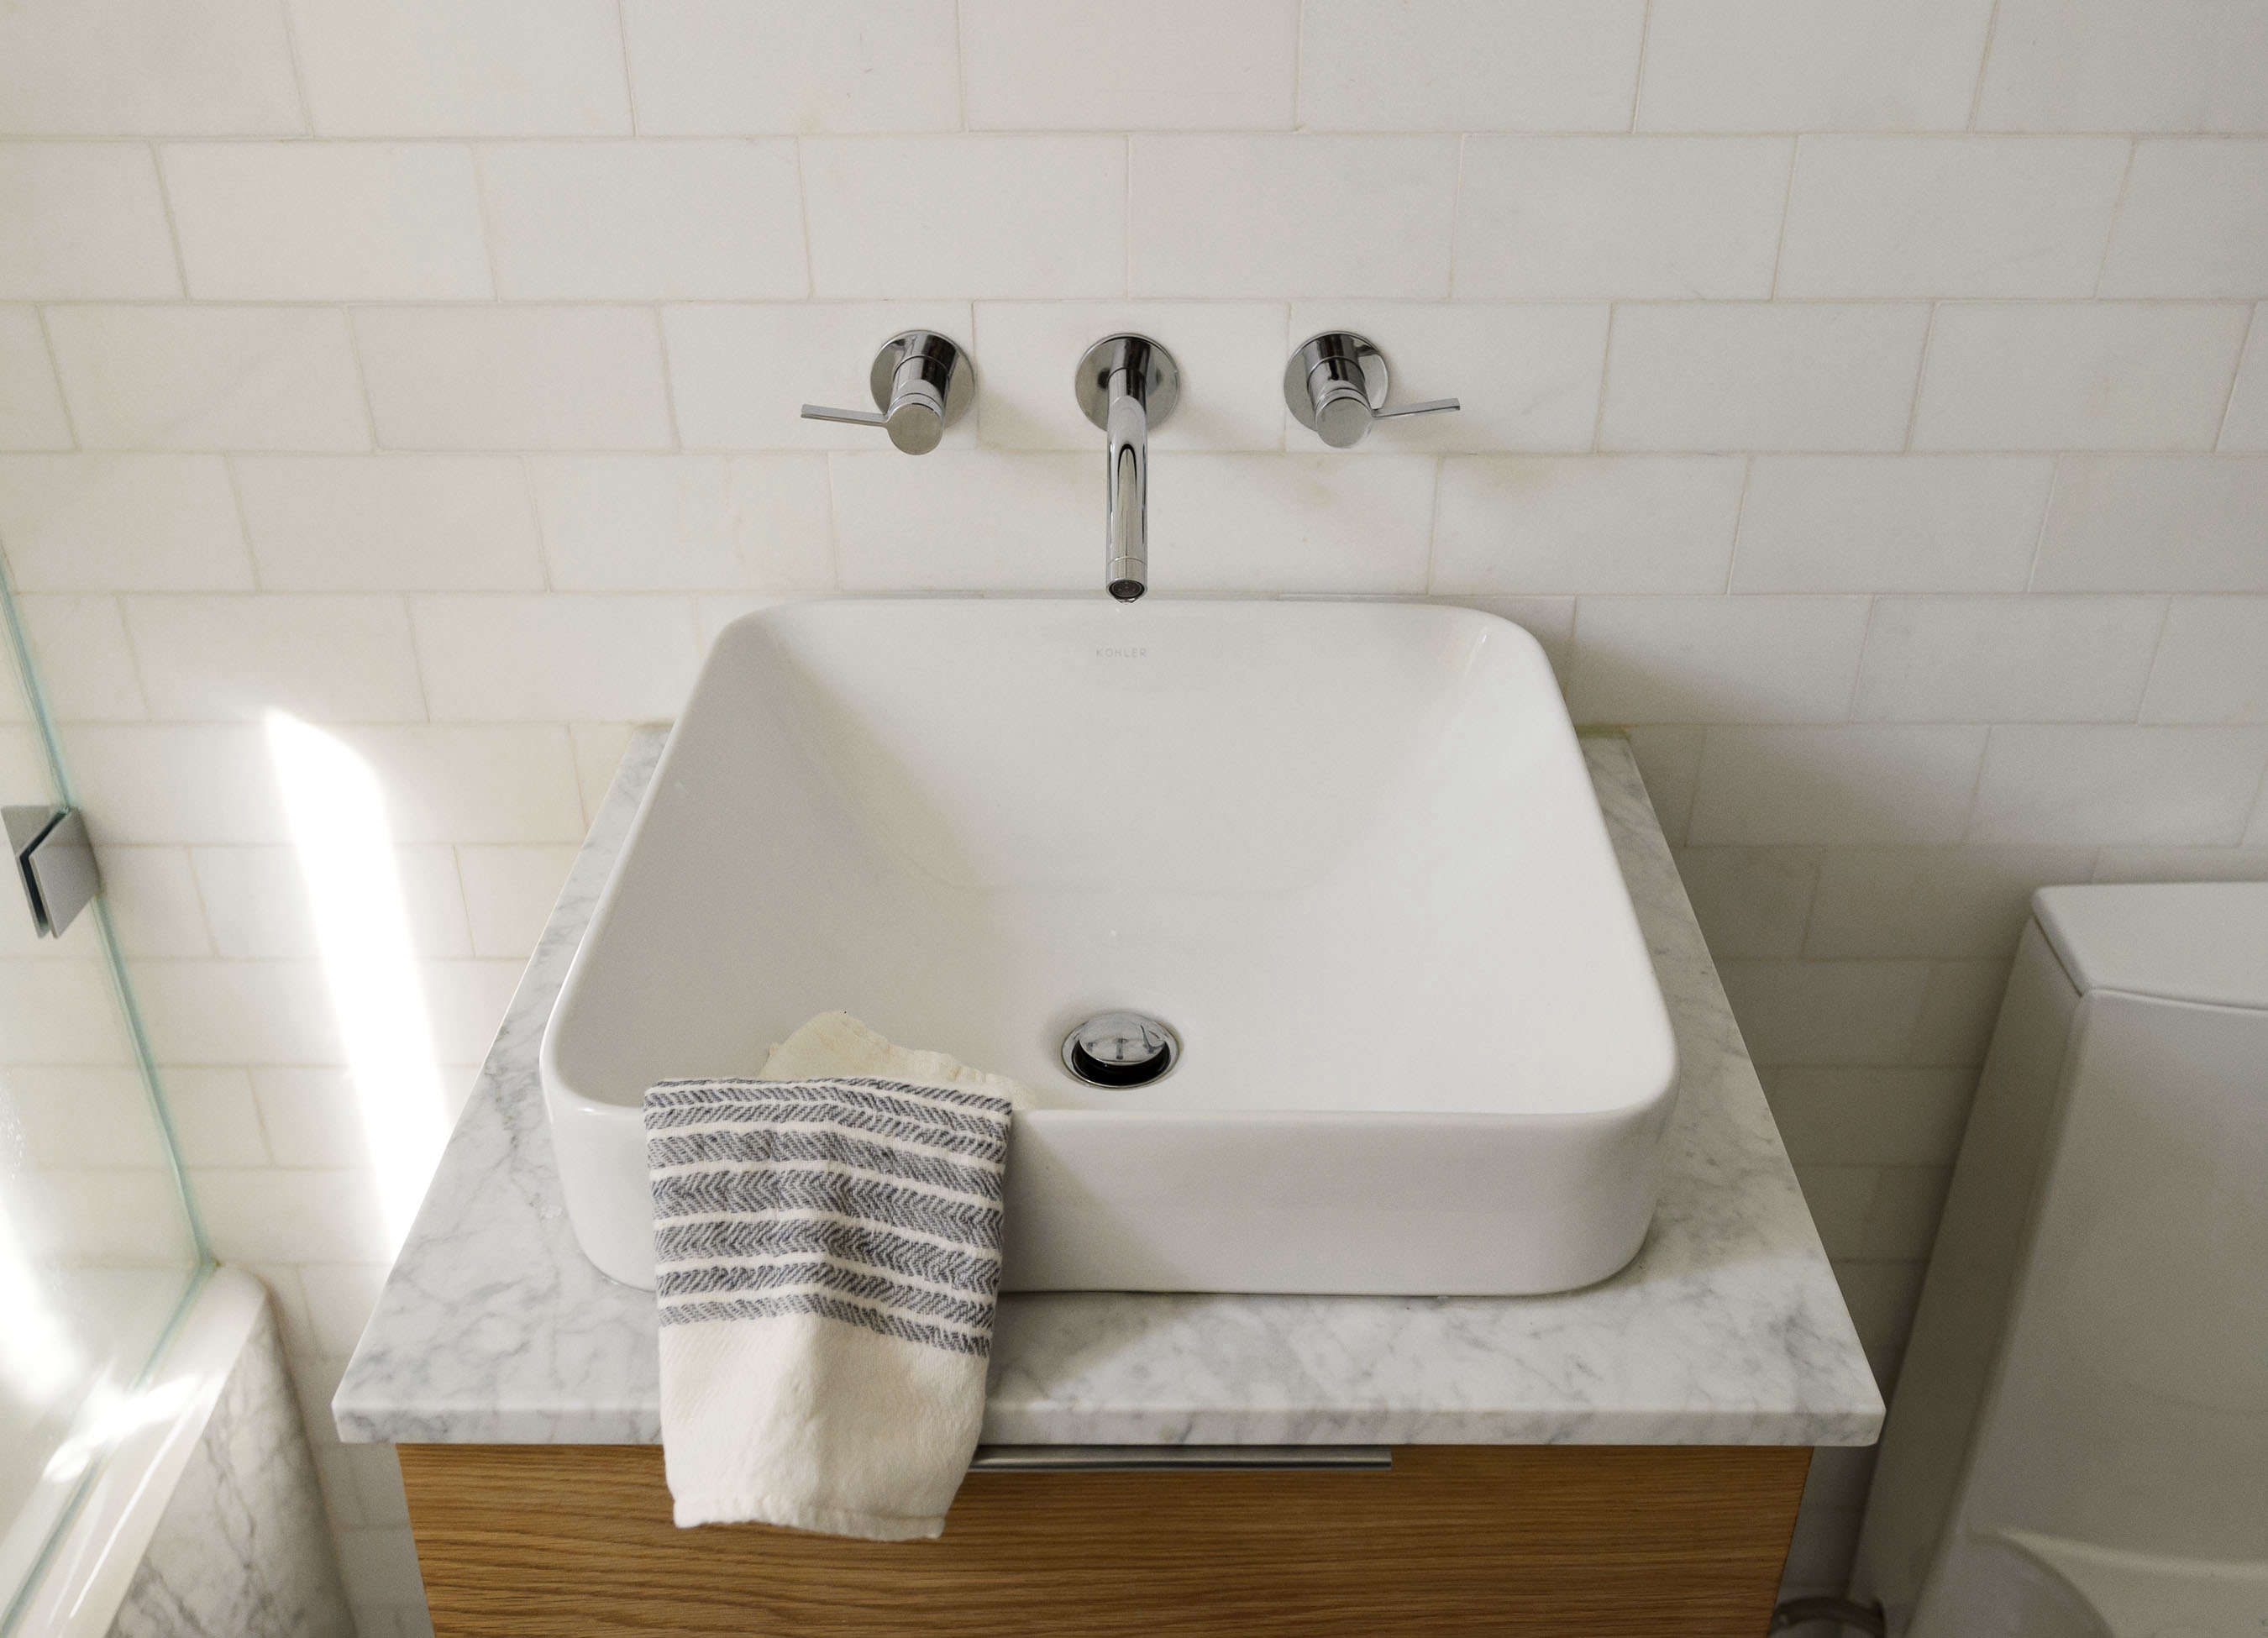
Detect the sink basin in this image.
<box><xmin>541</xmin><ymin>598</ymin><xmax>1677</xmax><ymax>1295</ymax></box>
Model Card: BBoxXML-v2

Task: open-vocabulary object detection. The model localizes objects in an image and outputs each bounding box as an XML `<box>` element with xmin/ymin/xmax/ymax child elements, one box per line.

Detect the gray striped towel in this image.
<box><xmin>643</xmin><ymin>1072</ymin><xmax>1014</xmax><ymax>1540</ymax></box>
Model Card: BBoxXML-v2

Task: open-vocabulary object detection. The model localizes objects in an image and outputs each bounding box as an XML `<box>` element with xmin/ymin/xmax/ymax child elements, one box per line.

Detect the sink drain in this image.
<box><xmin>1061</xmin><ymin>1012</ymin><xmax>1179</xmax><ymax>1088</ymax></box>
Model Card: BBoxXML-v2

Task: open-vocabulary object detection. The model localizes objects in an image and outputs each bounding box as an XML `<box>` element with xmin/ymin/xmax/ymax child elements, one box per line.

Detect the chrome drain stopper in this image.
<box><xmin>1061</xmin><ymin>1011</ymin><xmax>1179</xmax><ymax>1088</ymax></box>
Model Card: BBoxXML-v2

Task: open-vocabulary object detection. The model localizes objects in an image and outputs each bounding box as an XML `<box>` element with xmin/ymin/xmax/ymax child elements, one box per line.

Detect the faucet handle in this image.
<box><xmin>801</xmin><ymin>329</ymin><xmax>973</xmax><ymax>454</ymax></box>
<box><xmin>1284</xmin><ymin>331</ymin><xmax>1460</xmax><ymax>449</ymax></box>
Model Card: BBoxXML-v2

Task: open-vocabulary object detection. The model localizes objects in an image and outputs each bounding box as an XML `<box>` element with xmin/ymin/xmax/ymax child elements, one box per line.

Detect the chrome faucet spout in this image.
<box><xmin>1105</xmin><ymin>366</ymin><xmax>1148</xmax><ymax>600</ymax></box>
<box><xmin>1075</xmin><ymin>334</ymin><xmax>1179</xmax><ymax>603</ymax></box>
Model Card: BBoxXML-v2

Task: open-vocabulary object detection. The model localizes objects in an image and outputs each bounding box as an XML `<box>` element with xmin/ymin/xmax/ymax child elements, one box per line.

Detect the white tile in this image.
<box><xmin>2100</xmin><ymin>141</ymin><xmax>2268</xmax><ymax>298</ymax></box>
<box><xmin>1627</xmin><ymin>725</ymin><xmax>1706</xmax><ymax>840</ymax></box>
<box><xmin>1601</xmin><ymin>305</ymin><xmax>1930</xmax><ymax>454</ymax></box>
<box><xmin>531</xmin><ymin>454</ymin><xmax>832</xmax><ymax>591</ymax></box>
<box><xmin>14</xmin><ymin>594</ymin><xmax>148</xmax><ymax>720</ymax></box>
<box><xmin>2224</xmin><ymin>312</ymin><xmax>2267</xmax><ymax>450</ymax></box>
<box><xmin>456</xmin><ymin>845</ymin><xmax>579</xmax><ymax>958</ymax></box>
<box><xmin>1637</xmin><ymin>0</ymin><xmax>1992</xmax><ymax>132</ymax></box>
<box><xmin>963</xmin><ymin>0</ymin><xmax>1296</xmax><ymax>130</ymax></box>
<box><xmin>2142</xmin><ymin>598</ymin><xmax>2268</xmax><ymax>722</ymax></box>
<box><xmin>1689</xmin><ymin>726</ymin><xmax>1989</xmax><ymax>844</ymax></box>
<box><xmin>1299</xmin><ymin>0</ymin><xmax>1643</xmax><ymax>132</ymax></box>
<box><xmin>66</xmin><ymin>724</ymin><xmax>286</xmax><ymax>843</ymax></box>
<box><xmin>1853</xmin><ymin>596</ymin><xmax>2166</xmax><ymax>722</ymax></box>
<box><xmin>803</xmin><ymin>138</ymin><xmax>1124</xmax><ymax>299</ymax></box>
<box><xmin>335</xmin><ymin>725</ymin><xmax>586</xmax><ymax>843</ymax></box>
<box><xmin>355</xmin><ymin>307</ymin><xmax>673</xmax><ymax>451</ymax></box>
<box><xmin>1456</xmin><ymin>139</ymin><xmax>1791</xmax><ymax>301</ymax></box>
<box><xmin>1914</xmin><ymin>304</ymin><xmax>2250</xmax><ymax>452</ymax></box>
<box><xmin>0</xmin><ymin>309</ymin><xmax>72</xmax><ymax>449</ymax></box>
<box><xmin>622</xmin><ymin>0</ymin><xmax>958</xmax><ymax>134</ymax></box>
<box><xmin>1971</xmin><ymin>725</ymin><xmax>2268</xmax><ymax>844</ymax></box>
<box><xmin>135</xmin><ymin>958</ymin><xmax>344</xmax><ymax>1065</ymax></box>
<box><xmin>1431</xmin><ymin>457</ymin><xmax>1745</xmax><ymax>594</ymax></box>
<box><xmin>193</xmin><ymin>844</ymin><xmax>469</xmax><ymax>959</ymax></box>
<box><xmin>1671</xmin><ymin>846</ymin><xmax>1821</xmax><ymax>959</ymax></box>
<box><xmin>0</xmin><ymin>0</ymin><xmax>302</xmax><ymax>136</ymax></box>
<box><xmin>0</xmin><ymin>144</ymin><xmax>180</xmax><ymax>298</ymax></box>
<box><xmin>300</xmin><ymin>1263</ymin><xmax>391</xmax><ymax>1355</ymax></box>
<box><xmin>421</xmin><ymin>958</ymin><xmax>522</xmax><ymax>1064</ymax></box>
<box><xmin>1731</xmin><ymin>458</ymin><xmax>2053</xmax><ymax>594</ymax></box>
<box><xmin>1151</xmin><ymin>454</ymin><xmax>1435</xmax><ymax>594</ymax></box>
<box><xmin>45</xmin><ymin>307</ymin><xmax>370</xmax><ymax>452</ymax></box>
<box><xmin>1568</xmin><ymin>596</ymin><xmax>1869</xmax><ymax>724</ymax></box>
<box><xmin>1805</xmin><ymin>846</ymin><xmax>2097</xmax><ymax>958</ymax></box>
<box><xmin>161</xmin><ymin>1065</ymin><xmax>268</xmax><ymax>1165</ymax></box>
<box><xmin>0</xmin><ymin>959</ymin><xmax>134</xmax><ymax>1063</ymax></box>
<box><xmin>193</xmin><ymin>1166</ymin><xmax>389</xmax><ymax>1262</ymax></box>
<box><xmin>479</xmin><ymin>141</ymin><xmax>805</xmax><ymax>300</ymax></box>
<box><xmin>1777</xmin><ymin>137</ymin><xmax>2127</xmax><ymax>300</ymax></box>
<box><xmin>664</xmin><ymin>302</ymin><xmax>974</xmax><ymax>450</ymax></box>
<box><xmin>1862</xmin><ymin>1166</ymin><xmax>1956</xmax><ymax>1261</ymax></box>
<box><xmin>974</xmin><ymin>303</ymin><xmax>1289</xmax><ymax>453</ymax></box>
<box><xmin>10</xmin><ymin>1169</ymin><xmax>188</xmax><ymax>1258</ymax></box>
<box><xmin>2093</xmin><ymin>844</ymin><xmax>2268</xmax><ymax>882</ymax></box>
<box><xmin>1721</xmin><ymin>964</ymin><xmax>1935</xmax><ymax>1066</ymax></box>
<box><xmin>234</xmin><ymin>455</ymin><xmax>545</xmax><ymax>591</ymax></box>
<box><xmin>124</xmin><ymin>594</ymin><xmax>426</xmax><ymax>722</ymax></box>
<box><xmin>1792</xmin><ymin>1165</ymin><xmax>1881</xmax><ymax>1262</ymax></box>
<box><xmin>1977</xmin><ymin>0</ymin><xmax>2268</xmax><ymax>132</ymax></box>
<box><xmin>2034</xmin><ymin>456</ymin><xmax>2268</xmax><ymax>591</ymax></box>
<box><xmin>832</xmin><ymin>452</ymin><xmax>1089</xmax><ymax>591</ymax></box>
<box><xmin>3</xmin><ymin>1068</ymin><xmax>166</xmax><ymax>1167</ymax></box>
<box><xmin>1908</xmin><ymin>958</ymin><xmax>2015</xmax><ymax>1065</ymax></box>
<box><xmin>286</xmin><ymin>0</ymin><xmax>631</xmax><ymax>136</ymax></box>
<box><xmin>570</xmin><ymin>723</ymin><xmax>638</xmax><ymax>822</ymax></box>
<box><xmin>333</xmin><ymin>1527</ymin><xmax>427</xmax><ymax>1608</ymax></box>
<box><xmin>1129</xmin><ymin>136</ymin><xmax>1457</xmax><ymax>299</ymax></box>
<box><xmin>1285</xmin><ymin>303</ymin><xmax>1608</xmax><ymax>454</ymax></box>
<box><xmin>1760</xmin><ymin>1066</ymin><xmax>1976</xmax><ymax>1158</ymax></box>
<box><xmin>160</xmin><ymin>143</ymin><xmax>489</xmax><ymax>302</ymax></box>
<box><xmin>0</xmin><ymin>455</ymin><xmax>252</xmax><ymax>589</ymax></box>
<box><xmin>87</xmin><ymin>846</ymin><xmax>211</xmax><ymax>955</ymax></box>
<box><xmin>409</xmin><ymin>595</ymin><xmax>701</xmax><ymax>721</ymax></box>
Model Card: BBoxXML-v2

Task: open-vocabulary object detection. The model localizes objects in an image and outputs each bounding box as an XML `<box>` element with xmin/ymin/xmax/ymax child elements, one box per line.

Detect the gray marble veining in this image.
<box><xmin>335</xmin><ymin>727</ymin><xmax>1882</xmax><ymax>1448</ymax></box>
<box><xmin>111</xmin><ymin>1299</ymin><xmax>352</xmax><ymax>1638</ymax></box>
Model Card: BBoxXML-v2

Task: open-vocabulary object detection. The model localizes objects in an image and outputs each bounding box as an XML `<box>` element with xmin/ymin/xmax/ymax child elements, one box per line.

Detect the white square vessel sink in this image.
<box><xmin>542</xmin><ymin>599</ymin><xmax>1677</xmax><ymax>1295</ymax></box>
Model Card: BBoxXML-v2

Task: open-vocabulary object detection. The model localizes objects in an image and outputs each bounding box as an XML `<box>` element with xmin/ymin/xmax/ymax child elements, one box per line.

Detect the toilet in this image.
<box><xmin>1851</xmin><ymin>884</ymin><xmax>2268</xmax><ymax>1638</ymax></box>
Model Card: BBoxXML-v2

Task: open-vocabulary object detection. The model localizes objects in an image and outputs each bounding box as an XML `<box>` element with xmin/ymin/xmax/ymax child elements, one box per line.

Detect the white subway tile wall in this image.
<box><xmin>2</xmin><ymin>3</ymin><xmax>2265</xmax><ymax>1625</ymax></box>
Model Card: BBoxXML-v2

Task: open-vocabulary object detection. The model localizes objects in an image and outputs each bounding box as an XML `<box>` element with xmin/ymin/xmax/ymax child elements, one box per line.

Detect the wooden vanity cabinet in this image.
<box><xmin>399</xmin><ymin>1441</ymin><xmax>1809</xmax><ymax>1636</ymax></box>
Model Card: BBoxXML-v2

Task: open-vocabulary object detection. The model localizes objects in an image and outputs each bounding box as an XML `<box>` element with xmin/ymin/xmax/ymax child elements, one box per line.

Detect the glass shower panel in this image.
<box><xmin>0</xmin><ymin>580</ymin><xmax>204</xmax><ymax>1621</ymax></box>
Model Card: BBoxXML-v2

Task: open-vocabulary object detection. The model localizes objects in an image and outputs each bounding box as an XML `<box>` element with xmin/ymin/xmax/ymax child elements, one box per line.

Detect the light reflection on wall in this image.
<box><xmin>0</xmin><ymin>1185</ymin><xmax>80</xmax><ymax>1410</ymax></box>
<box><xmin>265</xmin><ymin>713</ymin><xmax>446</xmax><ymax>1252</ymax></box>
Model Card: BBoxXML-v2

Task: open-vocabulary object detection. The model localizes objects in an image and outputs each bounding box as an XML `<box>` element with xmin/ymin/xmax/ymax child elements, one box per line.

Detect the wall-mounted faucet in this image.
<box><xmin>1284</xmin><ymin>332</ymin><xmax>1458</xmax><ymax>448</ymax></box>
<box><xmin>1074</xmin><ymin>334</ymin><xmax>1179</xmax><ymax>602</ymax></box>
<box><xmin>801</xmin><ymin>330</ymin><xmax>973</xmax><ymax>454</ymax></box>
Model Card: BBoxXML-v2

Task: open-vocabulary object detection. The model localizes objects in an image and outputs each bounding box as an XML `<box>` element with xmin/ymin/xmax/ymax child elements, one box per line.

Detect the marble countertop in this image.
<box><xmin>334</xmin><ymin>727</ymin><xmax>1882</xmax><ymax>1449</ymax></box>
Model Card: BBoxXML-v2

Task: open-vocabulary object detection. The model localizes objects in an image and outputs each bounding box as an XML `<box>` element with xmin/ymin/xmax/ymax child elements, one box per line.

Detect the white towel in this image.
<box><xmin>643</xmin><ymin>1013</ymin><xmax>1036</xmax><ymax>1540</ymax></box>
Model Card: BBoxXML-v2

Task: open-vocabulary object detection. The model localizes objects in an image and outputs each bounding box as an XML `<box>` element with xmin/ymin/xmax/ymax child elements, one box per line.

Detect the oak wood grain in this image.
<box><xmin>400</xmin><ymin>1442</ymin><xmax>1809</xmax><ymax>1636</ymax></box>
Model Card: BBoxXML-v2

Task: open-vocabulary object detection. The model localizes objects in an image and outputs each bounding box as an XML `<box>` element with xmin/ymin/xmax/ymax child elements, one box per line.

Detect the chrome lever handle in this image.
<box><xmin>1284</xmin><ymin>331</ymin><xmax>1460</xmax><ymax>448</ymax></box>
<box><xmin>799</xmin><ymin>330</ymin><xmax>973</xmax><ymax>454</ymax></box>
<box><xmin>798</xmin><ymin>403</ymin><xmax>890</xmax><ymax>428</ymax></box>
<box><xmin>1375</xmin><ymin>396</ymin><xmax>1461</xmax><ymax>420</ymax></box>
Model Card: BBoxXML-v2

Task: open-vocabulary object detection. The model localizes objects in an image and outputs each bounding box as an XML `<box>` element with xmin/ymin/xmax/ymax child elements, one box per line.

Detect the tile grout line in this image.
<box><xmin>1627</xmin><ymin>0</ymin><xmax>1654</xmax><ymax>134</ymax></box>
<box><xmin>29</xmin><ymin>304</ymin><xmax>83</xmax><ymax>450</ymax></box>
<box><xmin>1901</xmin><ymin>302</ymin><xmax>1939</xmax><ymax>453</ymax></box>
<box><xmin>1966</xmin><ymin>0</ymin><xmax>2003</xmax><ymax>132</ymax></box>
<box><xmin>2211</xmin><ymin>302</ymin><xmax>2259</xmax><ymax>451</ymax></box>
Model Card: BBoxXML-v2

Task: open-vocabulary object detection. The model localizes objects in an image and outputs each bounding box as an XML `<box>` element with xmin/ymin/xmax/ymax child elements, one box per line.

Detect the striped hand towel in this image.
<box><xmin>643</xmin><ymin>1027</ymin><xmax>1020</xmax><ymax>1541</ymax></box>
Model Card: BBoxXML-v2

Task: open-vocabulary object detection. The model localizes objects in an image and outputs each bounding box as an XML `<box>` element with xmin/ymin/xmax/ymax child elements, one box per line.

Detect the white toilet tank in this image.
<box><xmin>1851</xmin><ymin>883</ymin><xmax>2268</xmax><ymax>1638</ymax></box>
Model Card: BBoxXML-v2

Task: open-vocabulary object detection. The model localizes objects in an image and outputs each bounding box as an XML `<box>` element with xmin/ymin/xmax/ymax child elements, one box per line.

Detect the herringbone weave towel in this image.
<box><xmin>643</xmin><ymin>1073</ymin><xmax>1012</xmax><ymax>1539</ymax></box>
